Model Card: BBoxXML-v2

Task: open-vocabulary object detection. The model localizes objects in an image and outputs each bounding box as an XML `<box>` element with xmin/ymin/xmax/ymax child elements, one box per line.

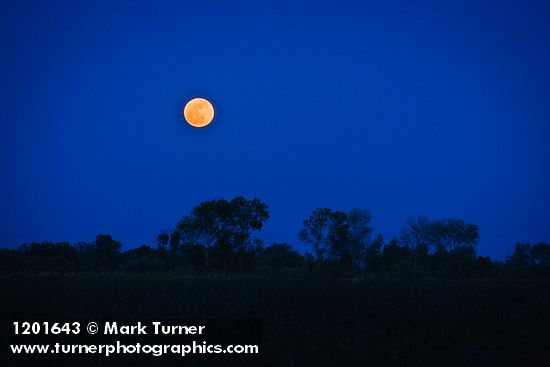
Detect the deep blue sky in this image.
<box><xmin>1</xmin><ymin>0</ymin><xmax>549</xmax><ymax>259</ymax></box>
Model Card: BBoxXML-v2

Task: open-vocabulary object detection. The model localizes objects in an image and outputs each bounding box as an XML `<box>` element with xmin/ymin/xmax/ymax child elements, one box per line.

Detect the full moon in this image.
<box><xmin>183</xmin><ymin>97</ymin><xmax>215</xmax><ymax>128</ymax></box>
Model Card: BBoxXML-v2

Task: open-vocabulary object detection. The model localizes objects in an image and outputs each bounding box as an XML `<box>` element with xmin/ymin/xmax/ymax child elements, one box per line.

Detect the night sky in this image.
<box><xmin>1</xmin><ymin>0</ymin><xmax>549</xmax><ymax>259</ymax></box>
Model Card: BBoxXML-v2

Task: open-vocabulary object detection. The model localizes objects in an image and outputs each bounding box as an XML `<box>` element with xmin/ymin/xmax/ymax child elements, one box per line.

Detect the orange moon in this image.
<box><xmin>183</xmin><ymin>97</ymin><xmax>215</xmax><ymax>128</ymax></box>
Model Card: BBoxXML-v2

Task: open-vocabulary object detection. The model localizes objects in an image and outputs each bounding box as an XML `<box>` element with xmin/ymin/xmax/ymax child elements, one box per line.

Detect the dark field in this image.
<box><xmin>1</xmin><ymin>274</ymin><xmax>549</xmax><ymax>366</ymax></box>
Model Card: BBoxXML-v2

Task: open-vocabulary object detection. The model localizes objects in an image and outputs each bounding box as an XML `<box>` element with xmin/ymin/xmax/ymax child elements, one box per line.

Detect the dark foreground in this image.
<box><xmin>1</xmin><ymin>274</ymin><xmax>549</xmax><ymax>366</ymax></box>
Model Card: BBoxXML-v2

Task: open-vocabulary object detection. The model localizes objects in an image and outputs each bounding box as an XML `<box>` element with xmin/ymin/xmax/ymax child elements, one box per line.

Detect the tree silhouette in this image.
<box><xmin>400</xmin><ymin>216</ymin><xmax>431</xmax><ymax>272</ymax></box>
<box><xmin>347</xmin><ymin>208</ymin><xmax>373</xmax><ymax>269</ymax></box>
<box><xmin>228</xmin><ymin>197</ymin><xmax>270</xmax><ymax>273</ymax></box>
<box><xmin>365</xmin><ymin>233</ymin><xmax>383</xmax><ymax>272</ymax></box>
<box><xmin>176</xmin><ymin>197</ymin><xmax>269</xmax><ymax>273</ymax></box>
<box><xmin>3</xmin><ymin>196</ymin><xmax>548</xmax><ymax>280</ymax></box>
<box><xmin>399</xmin><ymin>216</ymin><xmax>431</xmax><ymax>251</ymax></box>
<box><xmin>169</xmin><ymin>230</ymin><xmax>181</xmax><ymax>254</ymax></box>
<box><xmin>156</xmin><ymin>232</ymin><xmax>169</xmax><ymax>251</ymax></box>
<box><xmin>382</xmin><ymin>238</ymin><xmax>411</xmax><ymax>274</ymax></box>
<box><xmin>299</xmin><ymin>208</ymin><xmax>333</xmax><ymax>264</ymax></box>
<box><xmin>429</xmin><ymin>218</ymin><xmax>479</xmax><ymax>252</ymax></box>
<box><xmin>300</xmin><ymin>208</ymin><xmax>373</xmax><ymax>270</ymax></box>
<box><xmin>92</xmin><ymin>234</ymin><xmax>122</xmax><ymax>269</ymax></box>
<box><xmin>530</xmin><ymin>243</ymin><xmax>550</xmax><ymax>267</ymax></box>
<box><xmin>326</xmin><ymin>210</ymin><xmax>351</xmax><ymax>265</ymax></box>
<box><xmin>256</xmin><ymin>243</ymin><xmax>304</xmax><ymax>269</ymax></box>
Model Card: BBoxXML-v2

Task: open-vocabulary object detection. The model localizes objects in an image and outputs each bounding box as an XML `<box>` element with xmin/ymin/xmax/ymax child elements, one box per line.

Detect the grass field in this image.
<box><xmin>1</xmin><ymin>273</ymin><xmax>549</xmax><ymax>366</ymax></box>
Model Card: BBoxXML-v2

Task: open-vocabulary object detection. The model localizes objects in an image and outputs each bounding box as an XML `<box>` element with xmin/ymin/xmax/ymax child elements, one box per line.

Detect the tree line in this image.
<box><xmin>1</xmin><ymin>196</ymin><xmax>548</xmax><ymax>278</ymax></box>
